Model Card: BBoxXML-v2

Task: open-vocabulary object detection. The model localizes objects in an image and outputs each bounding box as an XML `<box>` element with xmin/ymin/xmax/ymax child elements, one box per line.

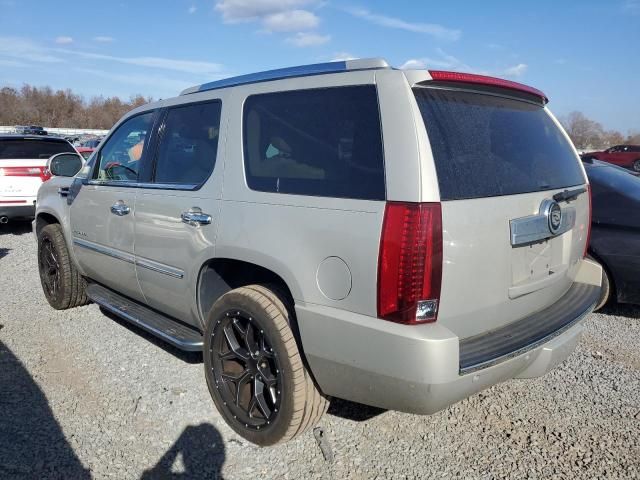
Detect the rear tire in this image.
<box><xmin>37</xmin><ymin>223</ymin><xmax>88</xmax><ymax>310</ymax></box>
<box><xmin>633</xmin><ymin>159</ymin><xmax>640</xmax><ymax>172</ymax></box>
<box><xmin>592</xmin><ymin>261</ymin><xmax>612</xmax><ymax>311</ymax></box>
<box><xmin>203</xmin><ymin>284</ymin><xmax>328</xmax><ymax>446</ymax></box>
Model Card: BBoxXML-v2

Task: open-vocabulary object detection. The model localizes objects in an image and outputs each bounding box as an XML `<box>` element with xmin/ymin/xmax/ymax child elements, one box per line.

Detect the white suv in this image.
<box><xmin>0</xmin><ymin>135</ymin><xmax>77</xmax><ymax>223</ymax></box>
<box><xmin>36</xmin><ymin>59</ymin><xmax>601</xmax><ymax>445</ymax></box>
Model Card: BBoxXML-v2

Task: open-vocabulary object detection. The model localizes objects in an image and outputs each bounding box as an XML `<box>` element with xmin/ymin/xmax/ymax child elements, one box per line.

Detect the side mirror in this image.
<box><xmin>47</xmin><ymin>153</ymin><xmax>84</xmax><ymax>177</ymax></box>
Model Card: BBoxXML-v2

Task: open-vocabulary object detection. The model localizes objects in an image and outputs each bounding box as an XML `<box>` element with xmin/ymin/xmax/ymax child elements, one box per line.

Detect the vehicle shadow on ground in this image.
<box><xmin>327</xmin><ymin>397</ymin><xmax>387</xmax><ymax>422</ymax></box>
<box><xmin>0</xmin><ymin>340</ymin><xmax>91</xmax><ymax>479</ymax></box>
<box><xmin>599</xmin><ymin>302</ymin><xmax>640</xmax><ymax>319</ymax></box>
<box><xmin>99</xmin><ymin>307</ymin><xmax>203</xmax><ymax>364</ymax></box>
<box><xmin>0</xmin><ymin>248</ymin><xmax>9</xmax><ymax>260</ymax></box>
<box><xmin>0</xmin><ymin>220</ymin><xmax>32</xmax><ymax>236</ymax></box>
<box><xmin>141</xmin><ymin>423</ymin><xmax>226</xmax><ymax>480</ymax></box>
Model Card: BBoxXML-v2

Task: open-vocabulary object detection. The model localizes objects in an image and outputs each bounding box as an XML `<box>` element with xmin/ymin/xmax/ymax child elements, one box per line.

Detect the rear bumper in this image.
<box><xmin>297</xmin><ymin>260</ymin><xmax>601</xmax><ymax>415</ymax></box>
<box><xmin>0</xmin><ymin>199</ymin><xmax>36</xmax><ymax>218</ymax></box>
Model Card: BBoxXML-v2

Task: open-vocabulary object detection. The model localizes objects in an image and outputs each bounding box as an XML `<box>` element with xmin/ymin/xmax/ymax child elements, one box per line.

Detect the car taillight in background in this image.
<box><xmin>377</xmin><ymin>202</ymin><xmax>443</xmax><ymax>324</ymax></box>
<box><xmin>584</xmin><ymin>184</ymin><xmax>592</xmax><ymax>258</ymax></box>
<box><xmin>0</xmin><ymin>166</ymin><xmax>51</xmax><ymax>182</ymax></box>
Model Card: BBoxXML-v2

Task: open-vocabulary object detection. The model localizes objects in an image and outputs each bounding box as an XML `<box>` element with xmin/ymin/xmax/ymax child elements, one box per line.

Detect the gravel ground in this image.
<box><xmin>1</xmin><ymin>221</ymin><xmax>639</xmax><ymax>479</ymax></box>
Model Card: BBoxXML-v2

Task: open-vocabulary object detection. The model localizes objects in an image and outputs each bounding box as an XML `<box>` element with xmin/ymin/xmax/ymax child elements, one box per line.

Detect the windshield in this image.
<box><xmin>0</xmin><ymin>139</ymin><xmax>75</xmax><ymax>160</ymax></box>
<box><xmin>414</xmin><ymin>87</ymin><xmax>585</xmax><ymax>200</ymax></box>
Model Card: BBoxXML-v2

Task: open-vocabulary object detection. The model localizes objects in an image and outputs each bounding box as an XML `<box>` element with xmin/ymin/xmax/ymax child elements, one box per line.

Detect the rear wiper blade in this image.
<box><xmin>553</xmin><ymin>187</ymin><xmax>587</xmax><ymax>203</ymax></box>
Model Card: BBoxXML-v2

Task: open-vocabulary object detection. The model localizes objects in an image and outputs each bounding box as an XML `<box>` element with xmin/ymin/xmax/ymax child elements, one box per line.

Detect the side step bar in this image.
<box><xmin>86</xmin><ymin>283</ymin><xmax>203</xmax><ymax>351</ymax></box>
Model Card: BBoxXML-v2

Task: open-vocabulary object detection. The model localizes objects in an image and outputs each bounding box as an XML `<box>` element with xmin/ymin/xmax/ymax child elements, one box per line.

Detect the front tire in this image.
<box><xmin>204</xmin><ymin>285</ymin><xmax>328</xmax><ymax>446</ymax></box>
<box><xmin>37</xmin><ymin>223</ymin><xmax>88</xmax><ymax>310</ymax></box>
<box><xmin>633</xmin><ymin>159</ymin><xmax>640</xmax><ymax>172</ymax></box>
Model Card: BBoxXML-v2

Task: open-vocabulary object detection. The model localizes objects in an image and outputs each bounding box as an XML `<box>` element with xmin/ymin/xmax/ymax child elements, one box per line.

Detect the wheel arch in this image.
<box><xmin>35</xmin><ymin>211</ymin><xmax>61</xmax><ymax>235</ymax></box>
<box><xmin>196</xmin><ymin>257</ymin><xmax>298</xmax><ymax>327</ymax></box>
<box><xmin>587</xmin><ymin>248</ymin><xmax>617</xmax><ymax>302</ymax></box>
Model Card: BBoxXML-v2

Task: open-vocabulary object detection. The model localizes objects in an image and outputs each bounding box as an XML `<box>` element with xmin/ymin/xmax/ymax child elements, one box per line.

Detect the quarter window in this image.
<box><xmin>94</xmin><ymin>112</ymin><xmax>155</xmax><ymax>182</ymax></box>
<box><xmin>154</xmin><ymin>101</ymin><xmax>222</xmax><ymax>186</ymax></box>
<box><xmin>243</xmin><ymin>86</ymin><xmax>385</xmax><ymax>200</ymax></box>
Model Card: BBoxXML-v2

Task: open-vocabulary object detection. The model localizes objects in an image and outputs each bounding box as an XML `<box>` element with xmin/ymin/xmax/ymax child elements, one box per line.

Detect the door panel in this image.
<box><xmin>69</xmin><ymin>109</ymin><xmax>157</xmax><ymax>303</ymax></box>
<box><xmin>134</xmin><ymin>192</ymin><xmax>218</xmax><ymax>324</ymax></box>
<box><xmin>133</xmin><ymin>99</ymin><xmax>224</xmax><ymax>327</ymax></box>
<box><xmin>70</xmin><ymin>185</ymin><xmax>144</xmax><ymax>302</ymax></box>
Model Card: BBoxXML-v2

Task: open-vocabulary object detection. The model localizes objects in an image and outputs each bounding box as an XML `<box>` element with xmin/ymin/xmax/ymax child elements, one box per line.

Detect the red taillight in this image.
<box><xmin>0</xmin><ymin>166</ymin><xmax>51</xmax><ymax>182</ymax></box>
<box><xmin>377</xmin><ymin>202</ymin><xmax>443</xmax><ymax>324</ymax></box>
<box><xmin>428</xmin><ymin>70</ymin><xmax>548</xmax><ymax>104</ymax></box>
<box><xmin>584</xmin><ymin>184</ymin><xmax>592</xmax><ymax>258</ymax></box>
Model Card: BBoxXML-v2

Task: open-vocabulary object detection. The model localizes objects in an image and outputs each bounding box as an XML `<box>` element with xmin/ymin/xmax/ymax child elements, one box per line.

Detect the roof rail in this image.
<box><xmin>180</xmin><ymin>58</ymin><xmax>390</xmax><ymax>95</ymax></box>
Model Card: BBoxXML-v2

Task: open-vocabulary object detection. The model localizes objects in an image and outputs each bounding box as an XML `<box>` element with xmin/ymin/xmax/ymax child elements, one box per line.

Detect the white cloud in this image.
<box><xmin>503</xmin><ymin>63</ymin><xmax>527</xmax><ymax>77</ymax></box>
<box><xmin>74</xmin><ymin>67</ymin><xmax>196</xmax><ymax>97</ymax></box>
<box><xmin>55</xmin><ymin>36</ymin><xmax>73</xmax><ymax>45</ymax></box>
<box><xmin>286</xmin><ymin>32</ymin><xmax>330</xmax><ymax>47</ymax></box>
<box><xmin>215</xmin><ymin>0</ymin><xmax>316</xmax><ymax>22</ymax></box>
<box><xmin>400</xmin><ymin>49</ymin><xmax>473</xmax><ymax>71</ymax></box>
<box><xmin>93</xmin><ymin>36</ymin><xmax>114</xmax><ymax>43</ymax></box>
<box><xmin>56</xmin><ymin>49</ymin><xmax>223</xmax><ymax>75</ymax></box>
<box><xmin>346</xmin><ymin>7</ymin><xmax>460</xmax><ymax>41</ymax></box>
<box><xmin>188</xmin><ymin>5</ymin><xmax>197</xmax><ymax>14</ymax></box>
<box><xmin>263</xmin><ymin>9</ymin><xmax>319</xmax><ymax>32</ymax></box>
<box><xmin>331</xmin><ymin>52</ymin><xmax>357</xmax><ymax>61</ymax></box>
<box><xmin>400</xmin><ymin>53</ymin><xmax>529</xmax><ymax>79</ymax></box>
<box><xmin>0</xmin><ymin>36</ymin><xmax>64</xmax><ymax>63</ymax></box>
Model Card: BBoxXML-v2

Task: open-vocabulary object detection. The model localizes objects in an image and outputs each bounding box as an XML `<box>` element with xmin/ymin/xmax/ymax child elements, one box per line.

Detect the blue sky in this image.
<box><xmin>0</xmin><ymin>0</ymin><xmax>638</xmax><ymax>132</ymax></box>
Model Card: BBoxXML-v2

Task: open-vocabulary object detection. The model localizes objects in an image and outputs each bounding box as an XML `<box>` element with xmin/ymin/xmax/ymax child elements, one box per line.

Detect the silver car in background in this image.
<box><xmin>35</xmin><ymin>58</ymin><xmax>601</xmax><ymax>446</ymax></box>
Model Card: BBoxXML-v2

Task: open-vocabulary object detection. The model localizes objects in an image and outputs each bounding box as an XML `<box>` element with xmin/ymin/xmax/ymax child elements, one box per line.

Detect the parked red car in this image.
<box><xmin>75</xmin><ymin>147</ymin><xmax>94</xmax><ymax>160</ymax></box>
<box><xmin>584</xmin><ymin>145</ymin><xmax>640</xmax><ymax>172</ymax></box>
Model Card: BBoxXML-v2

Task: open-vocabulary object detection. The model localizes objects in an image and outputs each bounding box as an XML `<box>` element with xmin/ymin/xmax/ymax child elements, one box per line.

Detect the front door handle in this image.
<box><xmin>58</xmin><ymin>187</ymin><xmax>69</xmax><ymax>197</ymax></box>
<box><xmin>181</xmin><ymin>207</ymin><xmax>212</xmax><ymax>226</ymax></box>
<box><xmin>110</xmin><ymin>200</ymin><xmax>130</xmax><ymax>216</ymax></box>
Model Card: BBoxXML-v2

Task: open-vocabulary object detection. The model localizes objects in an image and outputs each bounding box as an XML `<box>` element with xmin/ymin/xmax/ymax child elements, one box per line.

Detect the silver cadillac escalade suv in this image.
<box><xmin>35</xmin><ymin>58</ymin><xmax>601</xmax><ymax>446</ymax></box>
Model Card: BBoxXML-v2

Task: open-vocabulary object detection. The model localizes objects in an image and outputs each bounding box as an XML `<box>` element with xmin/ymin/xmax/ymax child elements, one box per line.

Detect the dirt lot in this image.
<box><xmin>1</xmin><ymin>221</ymin><xmax>639</xmax><ymax>479</ymax></box>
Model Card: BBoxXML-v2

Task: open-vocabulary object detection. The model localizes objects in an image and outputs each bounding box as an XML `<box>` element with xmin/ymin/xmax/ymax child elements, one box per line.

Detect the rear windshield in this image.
<box><xmin>0</xmin><ymin>139</ymin><xmax>75</xmax><ymax>160</ymax></box>
<box><xmin>414</xmin><ymin>87</ymin><xmax>585</xmax><ymax>200</ymax></box>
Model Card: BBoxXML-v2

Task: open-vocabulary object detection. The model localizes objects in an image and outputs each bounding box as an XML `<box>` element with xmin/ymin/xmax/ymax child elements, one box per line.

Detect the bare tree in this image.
<box><xmin>0</xmin><ymin>84</ymin><xmax>153</xmax><ymax>129</ymax></box>
<box><xmin>560</xmin><ymin>111</ymin><xmax>605</xmax><ymax>150</ymax></box>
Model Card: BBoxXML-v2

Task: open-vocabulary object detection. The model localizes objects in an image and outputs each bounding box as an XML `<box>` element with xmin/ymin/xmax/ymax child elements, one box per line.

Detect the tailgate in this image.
<box><xmin>439</xmin><ymin>190</ymin><xmax>589</xmax><ymax>338</ymax></box>
<box><xmin>0</xmin><ymin>159</ymin><xmax>46</xmax><ymax>197</ymax></box>
<box><xmin>414</xmin><ymin>85</ymin><xmax>590</xmax><ymax>339</ymax></box>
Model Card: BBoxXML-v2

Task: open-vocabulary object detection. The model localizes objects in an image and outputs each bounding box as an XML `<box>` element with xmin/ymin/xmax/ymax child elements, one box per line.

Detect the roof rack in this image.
<box><xmin>180</xmin><ymin>58</ymin><xmax>390</xmax><ymax>95</ymax></box>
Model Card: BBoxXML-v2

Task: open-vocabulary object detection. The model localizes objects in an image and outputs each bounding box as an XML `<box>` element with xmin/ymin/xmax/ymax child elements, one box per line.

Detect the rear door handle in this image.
<box><xmin>58</xmin><ymin>187</ymin><xmax>69</xmax><ymax>197</ymax></box>
<box><xmin>181</xmin><ymin>207</ymin><xmax>211</xmax><ymax>226</ymax></box>
<box><xmin>110</xmin><ymin>201</ymin><xmax>130</xmax><ymax>216</ymax></box>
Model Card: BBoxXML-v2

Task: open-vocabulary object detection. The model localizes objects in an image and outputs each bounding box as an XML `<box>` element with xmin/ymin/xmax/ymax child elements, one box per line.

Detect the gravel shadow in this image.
<box><xmin>0</xmin><ymin>340</ymin><xmax>91</xmax><ymax>479</ymax></box>
<box><xmin>98</xmin><ymin>307</ymin><xmax>203</xmax><ymax>364</ymax></box>
<box><xmin>599</xmin><ymin>302</ymin><xmax>640</xmax><ymax>319</ymax></box>
<box><xmin>0</xmin><ymin>220</ymin><xmax>32</xmax><ymax>236</ymax></box>
<box><xmin>140</xmin><ymin>423</ymin><xmax>225</xmax><ymax>479</ymax></box>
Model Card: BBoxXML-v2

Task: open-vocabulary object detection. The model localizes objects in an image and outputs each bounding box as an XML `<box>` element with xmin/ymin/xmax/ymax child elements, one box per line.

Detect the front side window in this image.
<box><xmin>154</xmin><ymin>101</ymin><xmax>222</xmax><ymax>186</ymax></box>
<box><xmin>243</xmin><ymin>86</ymin><xmax>385</xmax><ymax>200</ymax></box>
<box><xmin>94</xmin><ymin>112</ymin><xmax>155</xmax><ymax>182</ymax></box>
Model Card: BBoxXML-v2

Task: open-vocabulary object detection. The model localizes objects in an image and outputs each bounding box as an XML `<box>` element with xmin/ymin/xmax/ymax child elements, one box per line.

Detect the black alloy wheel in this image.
<box><xmin>209</xmin><ymin>309</ymin><xmax>281</xmax><ymax>430</ymax></box>
<box><xmin>38</xmin><ymin>234</ymin><xmax>60</xmax><ymax>299</ymax></box>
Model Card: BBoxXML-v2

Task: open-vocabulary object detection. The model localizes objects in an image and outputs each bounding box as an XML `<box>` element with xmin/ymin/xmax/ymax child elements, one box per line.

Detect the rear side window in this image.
<box><xmin>154</xmin><ymin>101</ymin><xmax>222</xmax><ymax>186</ymax></box>
<box><xmin>414</xmin><ymin>88</ymin><xmax>585</xmax><ymax>200</ymax></box>
<box><xmin>243</xmin><ymin>86</ymin><xmax>385</xmax><ymax>200</ymax></box>
<box><xmin>0</xmin><ymin>139</ymin><xmax>74</xmax><ymax>160</ymax></box>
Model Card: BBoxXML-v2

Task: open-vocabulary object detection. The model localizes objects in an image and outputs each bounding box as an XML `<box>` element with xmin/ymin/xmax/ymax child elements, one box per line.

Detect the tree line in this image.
<box><xmin>0</xmin><ymin>84</ymin><xmax>152</xmax><ymax>130</ymax></box>
<box><xmin>0</xmin><ymin>84</ymin><xmax>638</xmax><ymax>149</ymax></box>
<box><xmin>560</xmin><ymin>111</ymin><xmax>639</xmax><ymax>150</ymax></box>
